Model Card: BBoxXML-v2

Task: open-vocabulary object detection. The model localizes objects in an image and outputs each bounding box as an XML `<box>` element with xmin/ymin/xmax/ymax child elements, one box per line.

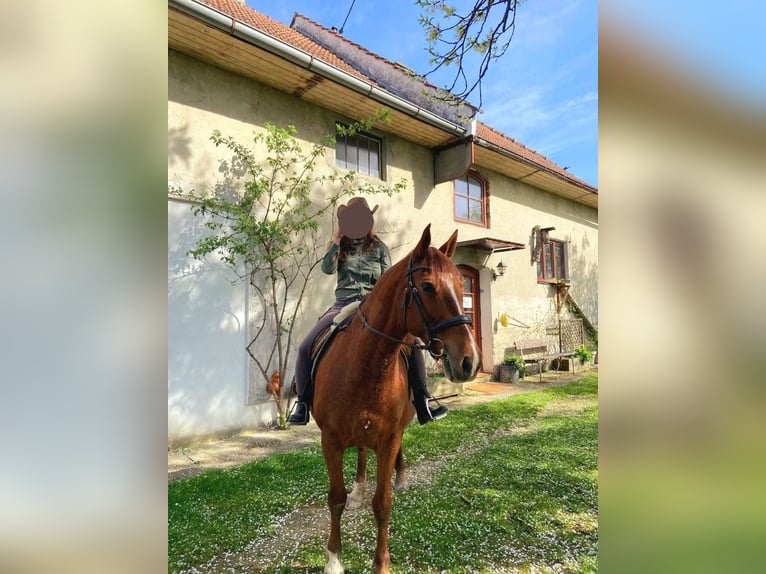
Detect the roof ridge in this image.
<box><xmin>291</xmin><ymin>12</ymin><xmax>477</xmax><ymax>112</ymax></box>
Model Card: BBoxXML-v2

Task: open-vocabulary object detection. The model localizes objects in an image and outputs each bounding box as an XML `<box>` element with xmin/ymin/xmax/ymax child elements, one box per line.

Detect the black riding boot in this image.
<box><xmin>412</xmin><ymin>388</ymin><xmax>448</xmax><ymax>425</ymax></box>
<box><xmin>287</xmin><ymin>400</ymin><xmax>310</xmax><ymax>425</ymax></box>
<box><xmin>409</xmin><ymin>349</ymin><xmax>448</xmax><ymax>425</ymax></box>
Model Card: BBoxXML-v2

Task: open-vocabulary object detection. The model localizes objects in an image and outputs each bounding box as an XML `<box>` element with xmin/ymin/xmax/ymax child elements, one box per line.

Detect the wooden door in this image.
<box><xmin>458</xmin><ymin>265</ymin><xmax>482</xmax><ymax>355</ymax></box>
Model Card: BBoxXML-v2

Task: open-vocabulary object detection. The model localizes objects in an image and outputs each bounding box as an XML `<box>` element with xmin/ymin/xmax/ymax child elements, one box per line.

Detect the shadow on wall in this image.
<box><xmin>567</xmin><ymin>232</ymin><xmax>598</xmax><ymax>328</ymax></box>
<box><xmin>168</xmin><ymin>123</ymin><xmax>193</xmax><ymax>168</ymax></box>
<box><xmin>168</xmin><ymin>200</ymin><xmax>250</xmax><ymax>441</ymax></box>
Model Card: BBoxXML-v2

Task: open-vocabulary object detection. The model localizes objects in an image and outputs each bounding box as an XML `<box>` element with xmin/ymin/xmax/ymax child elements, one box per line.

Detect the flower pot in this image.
<box><xmin>498</xmin><ymin>364</ymin><xmax>520</xmax><ymax>383</ymax></box>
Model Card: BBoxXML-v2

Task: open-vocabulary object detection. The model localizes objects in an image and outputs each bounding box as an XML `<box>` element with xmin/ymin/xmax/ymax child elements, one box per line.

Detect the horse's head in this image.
<box><xmin>404</xmin><ymin>225</ymin><xmax>481</xmax><ymax>382</ymax></box>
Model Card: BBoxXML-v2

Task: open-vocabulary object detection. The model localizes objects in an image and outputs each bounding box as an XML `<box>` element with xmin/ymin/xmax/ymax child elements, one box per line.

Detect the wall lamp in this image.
<box><xmin>492</xmin><ymin>260</ymin><xmax>507</xmax><ymax>281</ymax></box>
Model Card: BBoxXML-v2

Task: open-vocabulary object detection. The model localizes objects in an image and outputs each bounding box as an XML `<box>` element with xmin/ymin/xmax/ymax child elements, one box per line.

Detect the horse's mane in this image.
<box><xmin>420</xmin><ymin>246</ymin><xmax>454</xmax><ymax>276</ymax></box>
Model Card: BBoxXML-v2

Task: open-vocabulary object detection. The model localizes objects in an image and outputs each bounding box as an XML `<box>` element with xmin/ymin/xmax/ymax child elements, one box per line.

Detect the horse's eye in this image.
<box><xmin>421</xmin><ymin>282</ymin><xmax>435</xmax><ymax>294</ymax></box>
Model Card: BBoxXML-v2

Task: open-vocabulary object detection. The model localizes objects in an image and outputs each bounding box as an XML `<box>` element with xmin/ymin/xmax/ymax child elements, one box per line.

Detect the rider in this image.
<box><xmin>287</xmin><ymin>197</ymin><xmax>448</xmax><ymax>426</ymax></box>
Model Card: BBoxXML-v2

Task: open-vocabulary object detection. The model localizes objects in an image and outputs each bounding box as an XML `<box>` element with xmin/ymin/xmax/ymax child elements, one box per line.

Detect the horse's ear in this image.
<box><xmin>413</xmin><ymin>224</ymin><xmax>432</xmax><ymax>259</ymax></box>
<box><xmin>439</xmin><ymin>230</ymin><xmax>459</xmax><ymax>259</ymax></box>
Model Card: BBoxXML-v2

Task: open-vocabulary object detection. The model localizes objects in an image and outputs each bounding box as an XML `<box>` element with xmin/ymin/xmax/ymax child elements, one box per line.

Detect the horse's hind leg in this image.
<box><xmin>321</xmin><ymin>437</ymin><xmax>347</xmax><ymax>574</ymax></box>
<box><xmin>393</xmin><ymin>446</ymin><xmax>408</xmax><ymax>490</ymax></box>
<box><xmin>346</xmin><ymin>447</ymin><xmax>367</xmax><ymax>510</ymax></box>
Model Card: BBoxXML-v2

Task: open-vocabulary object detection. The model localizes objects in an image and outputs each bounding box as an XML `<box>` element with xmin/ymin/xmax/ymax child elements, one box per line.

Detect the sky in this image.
<box><xmin>245</xmin><ymin>0</ymin><xmax>598</xmax><ymax>187</ymax></box>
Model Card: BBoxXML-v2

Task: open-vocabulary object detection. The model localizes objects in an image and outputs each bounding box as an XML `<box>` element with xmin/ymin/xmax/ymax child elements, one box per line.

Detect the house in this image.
<box><xmin>168</xmin><ymin>0</ymin><xmax>598</xmax><ymax>445</ymax></box>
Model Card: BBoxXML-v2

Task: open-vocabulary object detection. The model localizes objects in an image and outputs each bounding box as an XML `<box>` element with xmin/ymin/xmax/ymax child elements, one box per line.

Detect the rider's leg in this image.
<box><xmin>408</xmin><ymin>349</ymin><xmax>448</xmax><ymax>425</ymax></box>
<box><xmin>287</xmin><ymin>304</ymin><xmax>343</xmax><ymax>425</ymax></box>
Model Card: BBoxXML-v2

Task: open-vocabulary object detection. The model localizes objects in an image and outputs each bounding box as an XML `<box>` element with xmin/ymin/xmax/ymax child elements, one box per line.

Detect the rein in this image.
<box><xmin>357</xmin><ymin>255</ymin><xmax>472</xmax><ymax>359</ymax></box>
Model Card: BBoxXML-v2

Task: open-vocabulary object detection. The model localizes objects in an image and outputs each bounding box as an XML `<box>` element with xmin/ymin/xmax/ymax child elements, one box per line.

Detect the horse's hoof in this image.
<box><xmin>394</xmin><ymin>477</ymin><xmax>409</xmax><ymax>490</ymax></box>
<box><xmin>345</xmin><ymin>480</ymin><xmax>365</xmax><ymax>509</ymax></box>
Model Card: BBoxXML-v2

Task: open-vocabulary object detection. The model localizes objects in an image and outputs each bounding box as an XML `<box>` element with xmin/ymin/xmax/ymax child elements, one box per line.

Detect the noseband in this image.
<box><xmin>358</xmin><ymin>256</ymin><xmax>473</xmax><ymax>358</ymax></box>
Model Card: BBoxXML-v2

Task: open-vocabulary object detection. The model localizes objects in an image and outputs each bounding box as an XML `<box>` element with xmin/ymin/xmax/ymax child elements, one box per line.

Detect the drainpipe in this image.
<box><xmin>169</xmin><ymin>0</ymin><xmax>469</xmax><ymax>138</ymax></box>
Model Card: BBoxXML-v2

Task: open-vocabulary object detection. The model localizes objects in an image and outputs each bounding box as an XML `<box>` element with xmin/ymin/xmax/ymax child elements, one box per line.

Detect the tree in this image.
<box><xmin>417</xmin><ymin>0</ymin><xmax>523</xmax><ymax>108</ymax></box>
<box><xmin>176</xmin><ymin>118</ymin><xmax>405</xmax><ymax>427</ymax></box>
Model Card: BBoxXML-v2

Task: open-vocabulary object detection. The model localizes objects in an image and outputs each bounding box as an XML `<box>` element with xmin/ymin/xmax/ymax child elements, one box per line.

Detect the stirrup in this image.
<box><xmin>415</xmin><ymin>398</ymin><xmax>448</xmax><ymax>425</ymax></box>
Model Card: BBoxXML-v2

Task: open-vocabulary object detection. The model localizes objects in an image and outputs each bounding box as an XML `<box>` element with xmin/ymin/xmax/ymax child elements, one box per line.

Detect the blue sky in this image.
<box><xmin>245</xmin><ymin>0</ymin><xmax>598</xmax><ymax>187</ymax></box>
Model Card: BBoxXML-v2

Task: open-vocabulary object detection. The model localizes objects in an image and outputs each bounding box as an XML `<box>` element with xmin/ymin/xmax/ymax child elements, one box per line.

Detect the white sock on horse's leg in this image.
<box><xmin>324</xmin><ymin>549</ymin><xmax>344</xmax><ymax>574</ymax></box>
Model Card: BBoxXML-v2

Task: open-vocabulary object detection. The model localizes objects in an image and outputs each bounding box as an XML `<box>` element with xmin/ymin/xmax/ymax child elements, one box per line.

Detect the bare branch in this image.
<box><xmin>418</xmin><ymin>0</ymin><xmax>520</xmax><ymax>108</ymax></box>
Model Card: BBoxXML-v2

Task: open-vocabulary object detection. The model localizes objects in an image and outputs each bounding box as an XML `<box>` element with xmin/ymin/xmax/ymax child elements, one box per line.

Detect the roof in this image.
<box><xmin>169</xmin><ymin>0</ymin><xmax>598</xmax><ymax>207</ymax></box>
<box><xmin>475</xmin><ymin>122</ymin><xmax>594</xmax><ymax>191</ymax></box>
<box><xmin>200</xmin><ymin>0</ymin><xmax>372</xmax><ymax>84</ymax></box>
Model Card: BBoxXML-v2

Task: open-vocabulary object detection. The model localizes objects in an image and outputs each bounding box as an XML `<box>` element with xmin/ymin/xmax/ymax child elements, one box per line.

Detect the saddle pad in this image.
<box><xmin>333</xmin><ymin>300</ymin><xmax>361</xmax><ymax>327</ymax></box>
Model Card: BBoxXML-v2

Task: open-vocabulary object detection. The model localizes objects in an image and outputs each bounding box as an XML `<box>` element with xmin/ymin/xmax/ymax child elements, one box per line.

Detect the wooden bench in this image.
<box><xmin>510</xmin><ymin>339</ymin><xmax>575</xmax><ymax>383</ymax></box>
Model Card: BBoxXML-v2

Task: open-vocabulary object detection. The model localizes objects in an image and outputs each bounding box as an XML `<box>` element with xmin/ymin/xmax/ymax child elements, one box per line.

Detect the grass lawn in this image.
<box><xmin>169</xmin><ymin>374</ymin><xmax>598</xmax><ymax>573</ymax></box>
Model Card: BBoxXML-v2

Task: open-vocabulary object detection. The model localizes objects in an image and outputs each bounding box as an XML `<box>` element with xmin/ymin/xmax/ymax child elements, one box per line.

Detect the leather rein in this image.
<box><xmin>357</xmin><ymin>256</ymin><xmax>472</xmax><ymax>359</ymax></box>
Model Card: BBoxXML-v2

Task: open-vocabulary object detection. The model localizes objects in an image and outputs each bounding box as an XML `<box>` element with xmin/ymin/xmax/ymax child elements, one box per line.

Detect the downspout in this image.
<box><xmin>169</xmin><ymin>0</ymin><xmax>468</xmax><ymax>137</ymax></box>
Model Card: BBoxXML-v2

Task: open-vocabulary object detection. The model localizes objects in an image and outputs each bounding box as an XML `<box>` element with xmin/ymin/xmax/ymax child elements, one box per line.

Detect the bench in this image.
<box><xmin>510</xmin><ymin>339</ymin><xmax>575</xmax><ymax>383</ymax></box>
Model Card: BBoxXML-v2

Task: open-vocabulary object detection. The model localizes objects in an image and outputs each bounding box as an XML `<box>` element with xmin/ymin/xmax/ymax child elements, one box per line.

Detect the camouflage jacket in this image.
<box><xmin>321</xmin><ymin>238</ymin><xmax>392</xmax><ymax>301</ymax></box>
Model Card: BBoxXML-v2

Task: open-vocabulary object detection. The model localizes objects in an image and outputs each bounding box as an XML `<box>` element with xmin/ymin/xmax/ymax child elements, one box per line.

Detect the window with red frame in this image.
<box><xmin>537</xmin><ymin>239</ymin><xmax>569</xmax><ymax>282</ymax></box>
<box><xmin>453</xmin><ymin>171</ymin><xmax>488</xmax><ymax>226</ymax></box>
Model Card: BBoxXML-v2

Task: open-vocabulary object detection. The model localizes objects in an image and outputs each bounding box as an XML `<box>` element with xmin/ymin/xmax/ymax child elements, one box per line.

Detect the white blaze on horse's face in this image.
<box><xmin>439</xmin><ymin>272</ymin><xmax>480</xmax><ymax>382</ymax></box>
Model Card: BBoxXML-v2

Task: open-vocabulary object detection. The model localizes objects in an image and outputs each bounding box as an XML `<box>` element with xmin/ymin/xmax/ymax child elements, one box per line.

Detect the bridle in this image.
<box><xmin>357</xmin><ymin>255</ymin><xmax>473</xmax><ymax>359</ymax></box>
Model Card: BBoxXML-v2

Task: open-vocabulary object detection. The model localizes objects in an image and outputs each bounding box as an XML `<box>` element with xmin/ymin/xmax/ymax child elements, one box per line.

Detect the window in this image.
<box><xmin>453</xmin><ymin>171</ymin><xmax>488</xmax><ymax>226</ymax></box>
<box><xmin>537</xmin><ymin>239</ymin><xmax>569</xmax><ymax>282</ymax></box>
<box><xmin>335</xmin><ymin>126</ymin><xmax>382</xmax><ymax>178</ymax></box>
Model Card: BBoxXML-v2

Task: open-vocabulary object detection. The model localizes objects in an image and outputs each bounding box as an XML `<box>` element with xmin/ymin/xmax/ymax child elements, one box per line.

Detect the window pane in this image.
<box><xmin>544</xmin><ymin>243</ymin><xmax>553</xmax><ymax>278</ymax></box>
<box><xmin>347</xmin><ymin>135</ymin><xmax>358</xmax><ymax>171</ymax></box>
<box><xmin>469</xmin><ymin>199</ymin><xmax>483</xmax><ymax>222</ymax></box>
<box><xmin>336</xmin><ymin>134</ymin><xmax>347</xmax><ymax>167</ymax></box>
<box><xmin>468</xmin><ymin>177</ymin><xmax>482</xmax><ymax>198</ymax></box>
<box><xmin>463</xmin><ymin>295</ymin><xmax>473</xmax><ymax>310</ymax></box>
<box><xmin>554</xmin><ymin>241</ymin><xmax>567</xmax><ymax>279</ymax></box>
<box><xmin>454</xmin><ymin>177</ymin><xmax>468</xmax><ymax>197</ymax></box>
<box><xmin>359</xmin><ymin>137</ymin><xmax>369</xmax><ymax>174</ymax></box>
<box><xmin>455</xmin><ymin>195</ymin><xmax>468</xmax><ymax>220</ymax></box>
<box><xmin>369</xmin><ymin>140</ymin><xmax>380</xmax><ymax>178</ymax></box>
<box><xmin>462</xmin><ymin>275</ymin><xmax>472</xmax><ymax>292</ymax></box>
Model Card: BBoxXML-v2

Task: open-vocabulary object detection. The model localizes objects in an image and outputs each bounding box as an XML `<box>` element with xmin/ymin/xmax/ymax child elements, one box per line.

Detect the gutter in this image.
<box><xmin>169</xmin><ymin>0</ymin><xmax>468</xmax><ymax>138</ymax></box>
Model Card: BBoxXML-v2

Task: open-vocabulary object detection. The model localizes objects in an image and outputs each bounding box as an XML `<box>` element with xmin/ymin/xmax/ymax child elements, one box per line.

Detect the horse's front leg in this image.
<box><xmin>346</xmin><ymin>446</ymin><xmax>367</xmax><ymax>510</ymax></box>
<box><xmin>393</xmin><ymin>446</ymin><xmax>408</xmax><ymax>490</ymax></box>
<box><xmin>321</xmin><ymin>437</ymin><xmax>347</xmax><ymax>574</ymax></box>
<box><xmin>372</xmin><ymin>439</ymin><xmax>401</xmax><ymax>574</ymax></box>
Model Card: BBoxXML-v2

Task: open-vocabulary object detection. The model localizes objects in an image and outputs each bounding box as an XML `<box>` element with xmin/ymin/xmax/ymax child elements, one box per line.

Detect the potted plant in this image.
<box><xmin>499</xmin><ymin>353</ymin><xmax>525</xmax><ymax>383</ymax></box>
<box><xmin>573</xmin><ymin>345</ymin><xmax>593</xmax><ymax>366</ymax></box>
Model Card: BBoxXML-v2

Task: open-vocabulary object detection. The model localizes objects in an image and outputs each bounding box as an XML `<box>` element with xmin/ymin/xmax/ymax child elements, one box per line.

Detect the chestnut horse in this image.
<box><xmin>312</xmin><ymin>225</ymin><xmax>481</xmax><ymax>574</ymax></box>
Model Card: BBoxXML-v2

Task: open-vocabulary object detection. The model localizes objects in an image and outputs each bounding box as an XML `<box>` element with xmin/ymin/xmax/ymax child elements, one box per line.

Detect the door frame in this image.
<box><xmin>457</xmin><ymin>264</ymin><xmax>482</xmax><ymax>356</ymax></box>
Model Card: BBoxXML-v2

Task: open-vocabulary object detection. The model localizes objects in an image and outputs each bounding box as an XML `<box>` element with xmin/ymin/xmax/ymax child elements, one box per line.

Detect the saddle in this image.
<box><xmin>308</xmin><ymin>301</ymin><xmax>360</xmax><ymax>392</ymax></box>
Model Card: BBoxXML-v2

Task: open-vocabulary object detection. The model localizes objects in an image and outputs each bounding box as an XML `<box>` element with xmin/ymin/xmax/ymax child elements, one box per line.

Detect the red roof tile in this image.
<box><xmin>475</xmin><ymin>122</ymin><xmax>594</xmax><ymax>190</ymax></box>
<box><xmin>200</xmin><ymin>0</ymin><xmax>373</xmax><ymax>83</ymax></box>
